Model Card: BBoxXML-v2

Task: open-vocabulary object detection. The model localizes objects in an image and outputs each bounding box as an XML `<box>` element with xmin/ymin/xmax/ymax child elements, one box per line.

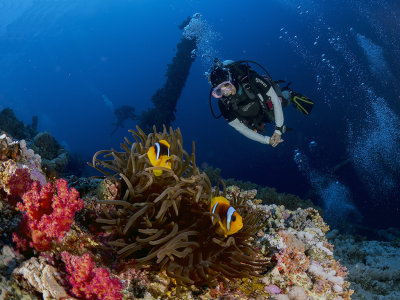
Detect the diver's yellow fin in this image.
<box><xmin>292</xmin><ymin>92</ymin><xmax>314</xmax><ymax>115</ymax></box>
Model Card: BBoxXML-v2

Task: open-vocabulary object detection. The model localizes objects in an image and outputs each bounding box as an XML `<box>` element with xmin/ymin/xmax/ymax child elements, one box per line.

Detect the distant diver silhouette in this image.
<box><xmin>111</xmin><ymin>105</ymin><xmax>137</xmax><ymax>135</ymax></box>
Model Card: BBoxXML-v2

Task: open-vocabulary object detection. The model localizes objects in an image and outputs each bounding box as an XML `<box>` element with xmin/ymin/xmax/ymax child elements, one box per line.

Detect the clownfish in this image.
<box><xmin>146</xmin><ymin>140</ymin><xmax>172</xmax><ymax>176</ymax></box>
<box><xmin>210</xmin><ymin>196</ymin><xmax>243</xmax><ymax>237</ymax></box>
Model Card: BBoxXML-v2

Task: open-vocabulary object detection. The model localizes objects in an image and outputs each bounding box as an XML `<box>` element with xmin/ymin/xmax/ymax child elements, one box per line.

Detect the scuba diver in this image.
<box><xmin>208</xmin><ymin>59</ymin><xmax>314</xmax><ymax>147</ymax></box>
<box><xmin>110</xmin><ymin>105</ymin><xmax>137</xmax><ymax>135</ymax></box>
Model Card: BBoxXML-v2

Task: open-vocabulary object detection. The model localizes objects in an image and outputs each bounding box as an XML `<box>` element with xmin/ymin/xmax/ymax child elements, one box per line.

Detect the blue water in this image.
<box><xmin>1</xmin><ymin>0</ymin><xmax>399</xmax><ymax>231</ymax></box>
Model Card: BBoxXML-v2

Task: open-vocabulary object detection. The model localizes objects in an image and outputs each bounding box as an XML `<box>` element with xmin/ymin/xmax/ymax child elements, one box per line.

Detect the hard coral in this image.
<box><xmin>13</xmin><ymin>179</ymin><xmax>84</xmax><ymax>251</ymax></box>
<box><xmin>33</xmin><ymin>132</ymin><xmax>61</xmax><ymax>160</ymax></box>
<box><xmin>1</xmin><ymin>159</ymin><xmax>45</xmax><ymax>206</ymax></box>
<box><xmin>332</xmin><ymin>232</ymin><xmax>398</xmax><ymax>299</ymax></box>
<box><xmin>253</xmin><ymin>203</ymin><xmax>352</xmax><ymax>299</ymax></box>
<box><xmin>0</xmin><ymin>134</ymin><xmax>46</xmax><ymax>199</ymax></box>
<box><xmin>32</xmin><ymin>132</ymin><xmax>69</xmax><ymax>177</ymax></box>
<box><xmin>0</xmin><ymin>133</ymin><xmax>20</xmax><ymax>161</ymax></box>
<box><xmin>61</xmin><ymin>251</ymin><xmax>123</xmax><ymax>300</ymax></box>
<box><xmin>91</xmin><ymin>126</ymin><xmax>268</xmax><ymax>286</ymax></box>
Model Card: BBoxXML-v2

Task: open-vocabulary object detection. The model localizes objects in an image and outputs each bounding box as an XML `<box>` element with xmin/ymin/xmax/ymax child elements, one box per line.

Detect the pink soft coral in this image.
<box><xmin>5</xmin><ymin>167</ymin><xmax>33</xmax><ymax>198</ymax></box>
<box><xmin>61</xmin><ymin>252</ymin><xmax>123</xmax><ymax>300</ymax></box>
<box><xmin>13</xmin><ymin>178</ymin><xmax>84</xmax><ymax>251</ymax></box>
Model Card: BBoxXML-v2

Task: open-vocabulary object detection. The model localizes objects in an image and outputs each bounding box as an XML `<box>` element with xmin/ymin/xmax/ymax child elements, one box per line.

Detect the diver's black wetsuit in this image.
<box><xmin>217</xmin><ymin>63</ymin><xmax>288</xmax><ymax>141</ymax></box>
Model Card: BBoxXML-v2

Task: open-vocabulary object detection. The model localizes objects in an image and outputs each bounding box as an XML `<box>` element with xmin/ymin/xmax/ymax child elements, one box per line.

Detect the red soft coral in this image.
<box><xmin>61</xmin><ymin>252</ymin><xmax>123</xmax><ymax>300</ymax></box>
<box><xmin>13</xmin><ymin>179</ymin><xmax>84</xmax><ymax>251</ymax></box>
<box><xmin>4</xmin><ymin>167</ymin><xmax>33</xmax><ymax>204</ymax></box>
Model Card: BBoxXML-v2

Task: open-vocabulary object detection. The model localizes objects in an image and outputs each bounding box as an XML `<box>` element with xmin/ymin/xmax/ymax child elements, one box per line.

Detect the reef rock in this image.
<box><xmin>13</xmin><ymin>257</ymin><xmax>71</xmax><ymax>300</ymax></box>
<box><xmin>0</xmin><ymin>135</ymin><xmax>47</xmax><ymax>201</ymax></box>
<box><xmin>32</xmin><ymin>132</ymin><xmax>68</xmax><ymax>176</ymax></box>
<box><xmin>223</xmin><ymin>186</ymin><xmax>352</xmax><ymax>300</ymax></box>
<box><xmin>331</xmin><ymin>232</ymin><xmax>400</xmax><ymax>299</ymax></box>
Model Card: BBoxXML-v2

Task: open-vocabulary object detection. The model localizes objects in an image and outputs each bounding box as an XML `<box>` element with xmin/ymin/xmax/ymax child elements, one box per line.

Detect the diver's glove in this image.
<box><xmin>269</xmin><ymin>132</ymin><xmax>284</xmax><ymax>147</ymax></box>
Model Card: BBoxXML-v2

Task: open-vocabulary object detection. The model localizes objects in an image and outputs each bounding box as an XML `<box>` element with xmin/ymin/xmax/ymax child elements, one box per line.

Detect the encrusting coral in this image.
<box><xmin>90</xmin><ymin>126</ymin><xmax>269</xmax><ymax>286</ymax></box>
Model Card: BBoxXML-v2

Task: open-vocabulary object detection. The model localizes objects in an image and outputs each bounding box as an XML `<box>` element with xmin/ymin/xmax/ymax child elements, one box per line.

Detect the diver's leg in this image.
<box><xmin>281</xmin><ymin>90</ymin><xmax>292</xmax><ymax>108</ymax></box>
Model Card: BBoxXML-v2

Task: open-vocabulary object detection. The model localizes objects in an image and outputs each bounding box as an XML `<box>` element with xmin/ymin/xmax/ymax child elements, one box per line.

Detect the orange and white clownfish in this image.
<box><xmin>146</xmin><ymin>140</ymin><xmax>172</xmax><ymax>176</ymax></box>
<box><xmin>210</xmin><ymin>196</ymin><xmax>243</xmax><ymax>237</ymax></box>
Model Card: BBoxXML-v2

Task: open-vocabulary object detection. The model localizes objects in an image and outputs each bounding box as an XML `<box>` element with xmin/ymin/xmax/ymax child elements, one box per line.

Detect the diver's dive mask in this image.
<box><xmin>212</xmin><ymin>81</ymin><xmax>237</xmax><ymax>98</ymax></box>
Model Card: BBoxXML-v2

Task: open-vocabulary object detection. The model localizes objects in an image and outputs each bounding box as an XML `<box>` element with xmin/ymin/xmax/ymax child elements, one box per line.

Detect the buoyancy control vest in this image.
<box><xmin>209</xmin><ymin>60</ymin><xmax>286</xmax><ymax>131</ymax></box>
<box><xmin>219</xmin><ymin>64</ymin><xmax>283</xmax><ymax>133</ymax></box>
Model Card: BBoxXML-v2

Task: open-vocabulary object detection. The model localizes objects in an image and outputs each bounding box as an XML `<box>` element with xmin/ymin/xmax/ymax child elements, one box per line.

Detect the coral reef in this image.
<box><xmin>330</xmin><ymin>230</ymin><xmax>400</xmax><ymax>299</ymax></box>
<box><xmin>0</xmin><ymin>128</ymin><xmax>353</xmax><ymax>299</ymax></box>
<box><xmin>13</xmin><ymin>256</ymin><xmax>70</xmax><ymax>299</ymax></box>
<box><xmin>31</xmin><ymin>132</ymin><xmax>69</xmax><ymax>177</ymax></box>
<box><xmin>0</xmin><ymin>200</ymin><xmax>22</xmax><ymax>245</ymax></box>
<box><xmin>32</xmin><ymin>132</ymin><xmax>61</xmax><ymax>160</ymax></box>
<box><xmin>0</xmin><ymin>108</ymin><xmax>71</xmax><ymax>178</ymax></box>
<box><xmin>0</xmin><ymin>245</ymin><xmax>37</xmax><ymax>299</ymax></box>
<box><xmin>0</xmin><ymin>134</ymin><xmax>46</xmax><ymax>205</ymax></box>
<box><xmin>224</xmin><ymin>185</ymin><xmax>353</xmax><ymax>300</ymax></box>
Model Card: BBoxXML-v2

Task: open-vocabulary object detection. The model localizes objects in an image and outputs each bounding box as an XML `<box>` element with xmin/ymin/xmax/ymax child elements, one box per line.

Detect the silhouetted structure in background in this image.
<box><xmin>138</xmin><ymin>16</ymin><xmax>197</xmax><ymax>133</ymax></box>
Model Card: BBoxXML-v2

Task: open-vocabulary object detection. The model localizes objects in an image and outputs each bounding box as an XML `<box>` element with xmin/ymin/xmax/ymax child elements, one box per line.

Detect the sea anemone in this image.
<box><xmin>90</xmin><ymin>126</ymin><xmax>268</xmax><ymax>286</ymax></box>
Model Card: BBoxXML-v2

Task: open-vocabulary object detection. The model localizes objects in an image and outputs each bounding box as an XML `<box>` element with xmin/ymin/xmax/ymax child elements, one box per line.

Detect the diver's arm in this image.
<box><xmin>267</xmin><ymin>87</ymin><xmax>284</xmax><ymax>134</ymax></box>
<box><xmin>228</xmin><ymin>119</ymin><xmax>270</xmax><ymax>144</ymax></box>
<box><xmin>252</xmin><ymin>76</ymin><xmax>284</xmax><ymax>135</ymax></box>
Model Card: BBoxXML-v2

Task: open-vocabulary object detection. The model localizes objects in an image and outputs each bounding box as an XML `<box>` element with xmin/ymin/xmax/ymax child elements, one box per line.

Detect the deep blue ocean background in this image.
<box><xmin>1</xmin><ymin>0</ymin><xmax>399</xmax><ymax>232</ymax></box>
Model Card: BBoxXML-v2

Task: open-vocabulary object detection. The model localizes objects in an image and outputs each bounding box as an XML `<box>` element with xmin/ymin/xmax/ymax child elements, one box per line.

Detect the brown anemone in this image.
<box><xmin>90</xmin><ymin>126</ymin><xmax>268</xmax><ymax>286</ymax></box>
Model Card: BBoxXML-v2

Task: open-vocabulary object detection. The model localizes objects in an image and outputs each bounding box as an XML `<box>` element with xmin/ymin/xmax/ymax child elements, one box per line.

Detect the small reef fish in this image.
<box><xmin>210</xmin><ymin>196</ymin><xmax>243</xmax><ymax>237</ymax></box>
<box><xmin>147</xmin><ymin>140</ymin><xmax>172</xmax><ymax>176</ymax></box>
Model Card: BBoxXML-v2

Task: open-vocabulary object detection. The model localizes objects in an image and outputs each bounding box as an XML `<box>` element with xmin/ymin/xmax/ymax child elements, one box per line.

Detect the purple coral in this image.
<box><xmin>265</xmin><ymin>284</ymin><xmax>282</xmax><ymax>294</ymax></box>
